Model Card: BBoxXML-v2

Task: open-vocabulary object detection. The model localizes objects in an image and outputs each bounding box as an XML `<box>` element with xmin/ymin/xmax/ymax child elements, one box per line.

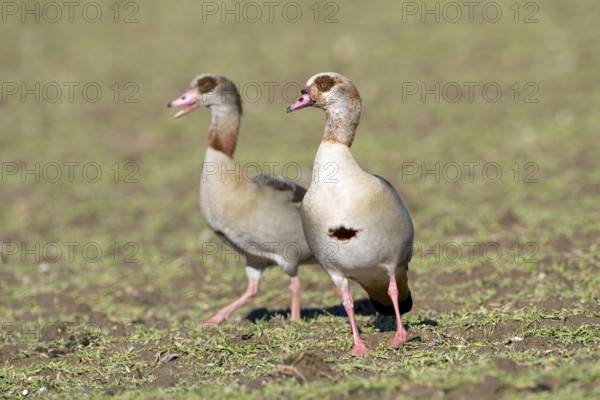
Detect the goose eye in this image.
<box><xmin>320</xmin><ymin>83</ymin><xmax>328</xmax><ymax>89</ymax></box>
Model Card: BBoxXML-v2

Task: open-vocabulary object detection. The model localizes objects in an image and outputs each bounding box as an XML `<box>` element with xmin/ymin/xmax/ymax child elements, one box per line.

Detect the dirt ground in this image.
<box><xmin>2</xmin><ymin>234</ymin><xmax>599</xmax><ymax>398</ymax></box>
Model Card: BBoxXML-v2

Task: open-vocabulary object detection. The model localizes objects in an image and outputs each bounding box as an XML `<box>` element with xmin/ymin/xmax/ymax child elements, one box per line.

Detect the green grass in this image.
<box><xmin>1</xmin><ymin>0</ymin><xmax>599</xmax><ymax>398</ymax></box>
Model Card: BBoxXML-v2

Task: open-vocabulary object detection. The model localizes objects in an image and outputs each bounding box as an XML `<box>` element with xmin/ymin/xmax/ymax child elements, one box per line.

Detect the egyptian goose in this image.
<box><xmin>168</xmin><ymin>74</ymin><xmax>313</xmax><ymax>326</ymax></box>
<box><xmin>287</xmin><ymin>73</ymin><xmax>414</xmax><ymax>354</ymax></box>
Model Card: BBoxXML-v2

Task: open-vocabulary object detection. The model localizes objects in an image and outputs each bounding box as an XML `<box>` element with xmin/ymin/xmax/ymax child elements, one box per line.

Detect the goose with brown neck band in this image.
<box><xmin>168</xmin><ymin>73</ymin><xmax>315</xmax><ymax>325</ymax></box>
<box><xmin>288</xmin><ymin>72</ymin><xmax>414</xmax><ymax>355</ymax></box>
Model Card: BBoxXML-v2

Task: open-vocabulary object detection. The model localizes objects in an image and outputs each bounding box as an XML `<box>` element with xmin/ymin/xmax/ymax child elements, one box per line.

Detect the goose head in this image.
<box><xmin>168</xmin><ymin>73</ymin><xmax>242</xmax><ymax>118</ymax></box>
<box><xmin>287</xmin><ymin>72</ymin><xmax>362</xmax><ymax>146</ymax></box>
<box><xmin>286</xmin><ymin>72</ymin><xmax>361</xmax><ymax>114</ymax></box>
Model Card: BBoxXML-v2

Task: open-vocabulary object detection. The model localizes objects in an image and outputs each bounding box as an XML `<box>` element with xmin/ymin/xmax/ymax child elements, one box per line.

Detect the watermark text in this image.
<box><xmin>1</xmin><ymin>241</ymin><xmax>139</xmax><ymax>264</ymax></box>
<box><xmin>1</xmin><ymin>162</ymin><xmax>139</xmax><ymax>184</ymax></box>
<box><xmin>2</xmin><ymin>81</ymin><xmax>139</xmax><ymax>103</ymax></box>
<box><xmin>1</xmin><ymin>1</ymin><xmax>140</xmax><ymax>23</ymax></box>
<box><xmin>200</xmin><ymin>1</ymin><xmax>339</xmax><ymax>23</ymax></box>
<box><xmin>401</xmin><ymin>1</ymin><xmax>540</xmax><ymax>24</ymax></box>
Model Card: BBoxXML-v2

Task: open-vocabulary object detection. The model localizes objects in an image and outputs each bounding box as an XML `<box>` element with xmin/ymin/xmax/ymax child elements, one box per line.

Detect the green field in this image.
<box><xmin>1</xmin><ymin>1</ymin><xmax>599</xmax><ymax>398</ymax></box>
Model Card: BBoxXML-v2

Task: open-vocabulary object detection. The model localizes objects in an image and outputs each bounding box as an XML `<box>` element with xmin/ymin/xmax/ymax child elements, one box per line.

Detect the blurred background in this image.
<box><xmin>1</xmin><ymin>0</ymin><xmax>599</xmax><ymax>396</ymax></box>
<box><xmin>2</xmin><ymin>0</ymin><xmax>598</xmax><ymax>261</ymax></box>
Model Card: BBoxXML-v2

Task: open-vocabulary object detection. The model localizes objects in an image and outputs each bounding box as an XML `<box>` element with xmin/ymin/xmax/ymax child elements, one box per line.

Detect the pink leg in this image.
<box><xmin>197</xmin><ymin>279</ymin><xmax>258</xmax><ymax>327</ymax></box>
<box><xmin>288</xmin><ymin>276</ymin><xmax>301</xmax><ymax>321</ymax></box>
<box><xmin>341</xmin><ymin>288</ymin><xmax>372</xmax><ymax>355</ymax></box>
<box><xmin>387</xmin><ymin>275</ymin><xmax>409</xmax><ymax>348</ymax></box>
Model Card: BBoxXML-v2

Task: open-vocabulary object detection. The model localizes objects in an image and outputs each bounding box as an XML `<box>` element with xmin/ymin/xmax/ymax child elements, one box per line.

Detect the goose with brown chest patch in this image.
<box><xmin>168</xmin><ymin>74</ymin><xmax>314</xmax><ymax>326</ymax></box>
<box><xmin>287</xmin><ymin>72</ymin><xmax>414</xmax><ymax>354</ymax></box>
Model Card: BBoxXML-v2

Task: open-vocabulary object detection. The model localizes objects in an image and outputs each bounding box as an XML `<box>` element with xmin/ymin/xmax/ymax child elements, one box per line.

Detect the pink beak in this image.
<box><xmin>167</xmin><ymin>89</ymin><xmax>199</xmax><ymax>118</ymax></box>
<box><xmin>286</xmin><ymin>89</ymin><xmax>315</xmax><ymax>113</ymax></box>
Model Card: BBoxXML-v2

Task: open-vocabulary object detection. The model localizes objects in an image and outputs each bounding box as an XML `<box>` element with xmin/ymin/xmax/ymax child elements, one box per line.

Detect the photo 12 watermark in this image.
<box><xmin>201</xmin><ymin>240</ymin><xmax>338</xmax><ymax>264</ymax></box>
<box><xmin>400</xmin><ymin>1</ymin><xmax>540</xmax><ymax>24</ymax></box>
<box><xmin>1</xmin><ymin>1</ymin><xmax>140</xmax><ymax>23</ymax></box>
<box><xmin>1</xmin><ymin>82</ymin><xmax>140</xmax><ymax>104</ymax></box>
<box><xmin>400</xmin><ymin>162</ymin><xmax>539</xmax><ymax>184</ymax></box>
<box><xmin>411</xmin><ymin>241</ymin><xmax>539</xmax><ymax>264</ymax></box>
<box><xmin>199</xmin><ymin>1</ymin><xmax>339</xmax><ymax>23</ymax></box>
<box><xmin>401</xmin><ymin>82</ymin><xmax>539</xmax><ymax>104</ymax></box>
<box><xmin>1</xmin><ymin>241</ymin><xmax>140</xmax><ymax>264</ymax></box>
<box><xmin>1</xmin><ymin>162</ymin><xmax>139</xmax><ymax>184</ymax></box>
<box><xmin>1</xmin><ymin>321</ymin><xmax>138</xmax><ymax>342</ymax></box>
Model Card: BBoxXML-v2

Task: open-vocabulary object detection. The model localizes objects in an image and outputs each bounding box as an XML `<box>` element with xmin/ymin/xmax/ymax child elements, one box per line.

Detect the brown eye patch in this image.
<box><xmin>314</xmin><ymin>75</ymin><xmax>335</xmax><ymax>92</ymax></box>
<box><xmin>196</xmin><ymin>76</ymin><xmax>217</xmax><ymax>94</ymax></box>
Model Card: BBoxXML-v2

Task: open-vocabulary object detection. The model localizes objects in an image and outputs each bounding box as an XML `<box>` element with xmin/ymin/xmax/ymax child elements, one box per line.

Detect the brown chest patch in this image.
<box><xmin>328</xmin><ymin>226</ymin><xmax>359</xmax><ymax>241</ymax></box>
<box><xmin>208</xmin><ymin>127</ymin><xmax>237</xmax><ymax>157</ymax></box>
